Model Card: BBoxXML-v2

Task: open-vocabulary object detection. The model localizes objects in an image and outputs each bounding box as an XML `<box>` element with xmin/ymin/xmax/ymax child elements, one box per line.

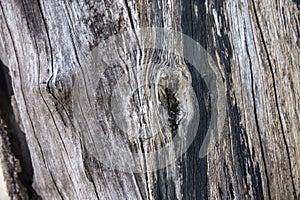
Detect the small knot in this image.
<box><xmin>47</xmin><ymin>70</ymin><xmax>74</xmax><ymax>102</ymax></box>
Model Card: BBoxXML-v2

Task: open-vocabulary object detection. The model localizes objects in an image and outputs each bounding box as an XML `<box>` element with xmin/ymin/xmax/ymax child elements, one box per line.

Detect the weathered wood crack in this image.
<box><xmin>245</xmin><ymin>32</ymin><xmax>271</xmax><ymax>200</ymax></box>
<box><xmin>251</xmin><ymin>1</ymin><xmax>297</xmax><ymax>197</ymax></box>
<box><xmin>0</xmin><ymin>60</ymin><xmax>39</xmax><ymax>199</ymax></box>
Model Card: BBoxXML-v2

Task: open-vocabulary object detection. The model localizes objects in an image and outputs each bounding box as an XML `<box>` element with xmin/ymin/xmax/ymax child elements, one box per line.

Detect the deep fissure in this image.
<box><xmin>0</xmin><ymin>59</ymin><xmax>39</xmax><ymax>199</ymax></box>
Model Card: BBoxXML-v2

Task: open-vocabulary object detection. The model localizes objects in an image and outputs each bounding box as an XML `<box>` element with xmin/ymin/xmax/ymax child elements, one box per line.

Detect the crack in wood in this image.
<box><xmin>0</xmin><ymin>60</ymin><xmax>40</xmax><ymax>199</ymax></box>
<box><xmin>245</xmin><ymin>26</ymin><xmax>271</xmax><ymax>200</ymax></box>
<box><xmin>251</xmin><ymin>0</ymin><xmax>297</xmax><ymax>198</ymax></box>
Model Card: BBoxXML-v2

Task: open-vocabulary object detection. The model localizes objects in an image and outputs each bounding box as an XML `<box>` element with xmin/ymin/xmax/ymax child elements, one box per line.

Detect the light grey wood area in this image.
<box><xmin>0</xmin><ymin>0</ymin><xmax>299</xmax><ymax>199</ymax></box>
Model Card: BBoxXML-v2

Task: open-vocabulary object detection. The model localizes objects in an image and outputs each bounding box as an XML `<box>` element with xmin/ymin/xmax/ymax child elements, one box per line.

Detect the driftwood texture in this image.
<box><xmin>0</xmin><ymin>0</ymin><xmax>299</xmax><ymax>199</ymax></box>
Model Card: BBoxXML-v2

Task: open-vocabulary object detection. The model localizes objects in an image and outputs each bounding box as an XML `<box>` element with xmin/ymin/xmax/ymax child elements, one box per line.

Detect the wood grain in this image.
<box><xmin>0</xmin><ymin>0</ymin><xmax>299</xmax><ymax>199</ymax></box>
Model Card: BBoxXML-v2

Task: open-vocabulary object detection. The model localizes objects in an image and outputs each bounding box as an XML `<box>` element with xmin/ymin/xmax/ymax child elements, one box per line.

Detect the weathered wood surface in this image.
<box><xmin>0</xmin><ymin>0</ymin><xmax>299</xmax><ymax>199</ymax></box>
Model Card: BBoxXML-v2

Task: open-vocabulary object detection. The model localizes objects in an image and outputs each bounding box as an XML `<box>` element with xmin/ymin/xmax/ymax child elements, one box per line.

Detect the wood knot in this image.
<box><xmin>159</xmin><ymin>87</ymin><xmax>180</xmax><ymax>134</ymax></box>
<box><xmin>46</xmin><ymin>70</ymin><xmax>75</xmax><ymax>126</ymax></box>
<box><xmin>46</xmin><ymin>70</ymin><xmax>74</xmax><ymax>103</ymax></box>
